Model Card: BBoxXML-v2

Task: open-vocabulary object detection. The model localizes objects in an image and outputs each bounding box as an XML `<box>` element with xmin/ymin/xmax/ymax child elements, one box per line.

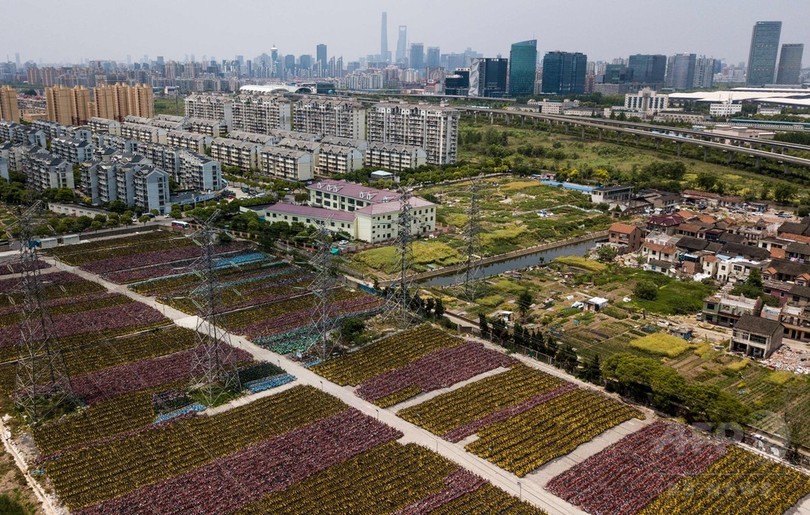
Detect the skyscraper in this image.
<box><xmin>396</xmin><ymin>26</ymin><xmax>408</xmax><ymax>64</ymax></box>
<box><xmin>627</xmin><ymin>54</ymin><xmax>667</xmax><ymax>84</ymax></box>
<box><xmin>426</xmin><ymin>47</ymin><xmax>441</xmax><ymax>69</ymax></box>
<box><xmin>469</xmin><ymin>58</ymin><xmax>509</xmax><ymax>97</ymax></box>
<box><xmin>693</xmin><ymin>57</ymin><xmax>716</xmax><ymax>88</ymax></box>
<box><xmin>380</xmin><ymin>12</ymin><xmax>389</xmax><ymax>63</ymax></box>
<box><xmin>747</xmin><ymin>21</ymin><xmax>782</xmax><ymax>86</ymax></box>
<box><xmin>776</xmin><ymin>44</ymin><xmax>804</xmax><ymax>84</ymax></box>
<box><xmin>509</xmin><ymin>40</ymin><xmax>537</xmax><ymax>97</ymax></box>
<box><xmin>541</xmin><ymin>52</ymin><xmax>587</xmax><ymax>94</ymax></box>
<box><xmin>410</xmin><ymin>43</ymin><xmax>424</xmax><ymax>70</ymax></box>
<box><xmin>316</xmin><ymin>44</ymin><xmax>328</xmax><ymax>71</ymax></box>
<box><xmin>665</xmin><ymin>53</ymin><xmax>696</xmax><ymax>90</ymax></box>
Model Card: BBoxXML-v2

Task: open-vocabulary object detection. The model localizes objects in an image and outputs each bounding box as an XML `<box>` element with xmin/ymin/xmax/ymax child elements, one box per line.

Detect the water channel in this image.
<box><xmin>422</xmin><ymin>237</ymin><xmax>604</xmax><ymax>287</ymax></box>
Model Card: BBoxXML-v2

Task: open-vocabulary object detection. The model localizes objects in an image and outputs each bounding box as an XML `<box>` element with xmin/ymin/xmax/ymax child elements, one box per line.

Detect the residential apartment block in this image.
<box><xmin>51</xmin><ymin>136</ymin><xmax>94</xmax><ymax>163</ymax></box>
<box><xmin>210</xmin><ymin>137</ymin><xmax>259</xmax><ymax>173</ymax></box>
<box><xmin>89</xmin><ymin>117</ymin><xmax>122</xmax><ymax>136</ymax></box>
<box><xmin>258</xmin><ymin>146</ymin><xmax>313</xmax><ymax>181</ymax></box>
<box><xmin>232</xmin><ymin>94</ymin><xmax>291</xmax><ymax>134</ymax></box>
<box><xmin>166</xmin><ymin>130</ymin><xmax>211</xmax><ymax>154</ymax></box>
<box><xmin>45</xmin><ymin>85</ymin><xmax>91</xmax><ymax>126</ymax></box>
<box><xmin>364</xmin><ymin>142</ymin><xmax>427</xmax><ymax>172</ymax></box>
<box><xmin>93</xmin><ymin>83</ymin><xmax>154</xmax><ymax>121</ymax></box>
<box><xmin>23</xmin><ymin>148</ymin><xmax>74</xmax><ymax>191</ymax></box>
<box><xmin>184</xmin><ymin>94</ymin><xmax>233</xmax><ymax>131</ymax></box>
<box><xmin>120</xmin><ymin>122</ymin><xmax>167</xmax><ymax>145</ymax></box>
<box><xmin>0</xmin><ymin>86</ymin><xmax>20</xmax><ymax>123</ymax></box>
<box><xmin>81</xmin><ymin>153</ymin><xmax>170</xmax><ymax>213</ymax></box>
<box><xmin>292</xmin><ymin>97</ymin><xmax>366</xmax><ymax>139</ymax></box>
<box><xmin>315</xmin><ymin>143</ymin><xmax>364</xmax><ymax>176</ymax></box>
<box><xmin>177</xmin><ymin>150</ymin><xmax>222</xmax><ymax>191</ymax></box>
<box><xmin>367</xmin><ymin>103</ymin><xmax>458</xmax><ymax>165</ymax></box>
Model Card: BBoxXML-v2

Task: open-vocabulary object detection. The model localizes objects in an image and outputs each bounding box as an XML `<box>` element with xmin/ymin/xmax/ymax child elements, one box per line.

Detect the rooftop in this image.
<box><xmin>265</xmin><ymin>203</ymin><xmax>356</xmax><ymax>222</ymax></box>
<box><xmin>734</xmin><ymin>314</ymin><xmax>782</xmax><ymax>336</ymax></box>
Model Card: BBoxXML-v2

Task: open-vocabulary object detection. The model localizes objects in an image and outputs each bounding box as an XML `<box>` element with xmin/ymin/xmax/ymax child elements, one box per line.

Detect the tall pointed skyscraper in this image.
<box><xmin>381</xmin><ymin>12</ymin><xmax>389</xmax><ymax>63</ymax></box>
<box><xmin>396</xmin><ymin>26</ymin><xmax>408</xmax><ymax>65</ymax></box>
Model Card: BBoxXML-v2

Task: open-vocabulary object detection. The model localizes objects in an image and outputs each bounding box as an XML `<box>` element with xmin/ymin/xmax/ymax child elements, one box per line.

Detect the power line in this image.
<box><xmin>462</xmin><ymin>176</ymin><xmax>483</xmax><ymax>302</ymax></box>
<box><xmin>9</xmin><ymin>201</ymin><xmax>73</xmax><ymax>424</ymax></box>
<box><xmin>306</xmin><ymin>220</ymin><xmax>337</xmax><ymax>361</ymax></box>
<box><xmin>187</xmin><ymin>210</ymin><xmax>240</xmax><ymax>405</ymax></box>
<box><xmin>383</xmin><ymin>186</ymin><xmax>416</xmax><ymax>328</ymax></box>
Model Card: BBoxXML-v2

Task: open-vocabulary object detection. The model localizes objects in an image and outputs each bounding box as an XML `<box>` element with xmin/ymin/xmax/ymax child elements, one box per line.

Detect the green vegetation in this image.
<box><xmin>629</xmin><ymin>333</ymin><xmax>693</xmax><ymax>358</ymax></box>
<box><xmin>603</xmin><ymin>353</ymin><xmax>750</xmax><ymax>426</ymax></box>
<box><xmin>153</xmin><ymin>96</ymin><xmax>184</xmax><ymax>116</ymax></box>
<box><xmin>353</xmin><ymin>241</ymin><xmax>462</xmax><ymax>274</ymax></box>
<box><xmin>553</xmin><ymin>256</ymin><xmax>606</xmax><ymax>272</ymax></box>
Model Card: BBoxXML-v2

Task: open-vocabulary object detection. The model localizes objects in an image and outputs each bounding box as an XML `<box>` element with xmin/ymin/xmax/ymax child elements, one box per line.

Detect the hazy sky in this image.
<box><xmin>2</xmin><ymin>0</ymin><xmax>807</xmax><ymax>66</ymax></box>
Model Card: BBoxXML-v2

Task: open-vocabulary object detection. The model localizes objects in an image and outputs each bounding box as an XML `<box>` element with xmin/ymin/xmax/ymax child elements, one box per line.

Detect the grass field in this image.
<box><xmin>352</xmin><ymin>240</ymin><xmax>462</xmax><ymax>275</ymax></box>
<box><xmin>629</xmin><ymin>333</ymin><xmax>693</xmax><ymax>357</ymax></box>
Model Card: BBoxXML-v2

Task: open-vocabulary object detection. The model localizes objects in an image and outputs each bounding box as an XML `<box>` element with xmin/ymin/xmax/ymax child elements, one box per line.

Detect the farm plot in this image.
<box><xmin>400</xmin><ymin>363</ymin><xmax>643</xmax><ymax>477</ymax></box>
<box><xmin>239</xmin><ymin>442</ymin><xmax>543</xmax><ymax>515</ymax></box>
<box><xmin>466</xmin><ymin>388</ymin><xmax>642</xmax><ymax>476</ymax></box>
<box><xmin>640</xmin><ymin>447</ymin><xmax>810</xmax><ymax>515</ymax></box>
<box><xmin>220</xmin><ymin>288</ymin><xmax>383</xmax><ymax>343</ymax></box>
<box><xmin>313</xmin><ymin>325</ymin><xmax>516</xmax><ymax>407</ymax></box>
<box><xmin>398</xmin><ymin>364</ymin><xmax>564</xmax><ymax>439</ymax></box>
<box><xmin>41</xmin><ymin>385</ymin><xmax>535</xmax><ymax>514</ymax></box>
<box><xmin>547</xmin><ymin>421</ymin><xmax>728</xmax><ymax>515</ymax></box>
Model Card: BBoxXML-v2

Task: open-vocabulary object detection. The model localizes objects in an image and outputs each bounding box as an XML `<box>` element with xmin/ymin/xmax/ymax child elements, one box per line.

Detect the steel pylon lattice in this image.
<box><xmin>187</xmin><ymin>210</ymin><xmax>241</xmax><ymax>405</ymax></box>
<box><xmin>10</xmin><ymin>202</ymin><xmax>73</xmax><ymax>424</ymax></box>
<box><xmin>383</xmin><ymin>186</ymin><xmax>416</xmax><ymax>327</ymax></box>
<box><xmin>306</xmin><ymin>220</ymin><xmax>338</xmax><ymax>361</ymax></box>
<box><xmin>462</xmin><ymin>176</ymin><xmax>484</xmax><ymax>302</ymax></box>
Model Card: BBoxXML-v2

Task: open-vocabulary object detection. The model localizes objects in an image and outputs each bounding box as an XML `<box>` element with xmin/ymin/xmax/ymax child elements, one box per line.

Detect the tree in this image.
<box><xmin>433</xmin><ymin>298</ymin><xmax>445</xmax><ymax>318</ymax></box>
<box><xmin>596</xmin><ymin>245</ymin><xmax>618</xmax><ymax>263</ymax></box>
<box><xmin>581</xmin><ymin>354</ymin><xmax>602</xmax><ymax>384</ymax></box>
<box><xmin>424</xmin><ymin>297</ymin><xmax>435</xmax><ymax>317</ymax></box>
<box><xmin>634</xmin><ymin>280</ymin><xmax>658</xmax><ymax>301</ymax></box>
<box><xmin>773</xmin><ymin>183</ymin><xmax>794</xmax><ymax>203</ymax></box>
<box><xmin>556</xmin><ymin>343</ymin><xmax>579</xmax><ymax>373</ymax></box>
<box><xmin>108</xmin><ymin>200</ymin><xmax>127</xmax><ymax>214</ymax></box>
<box><xmin>478</xmin><ymin>313</ymin><xmax>490</xmax><ymax>338</ymax></box>
<box><xmin>517</xmin><ymin>289</ymin><xmax>533</xmax><ymax>322</ymax></box>
<box><xmin>339</xmin><ymin>317</ymin><xmax>365</xmax><ymax>346</ymax></box>
<box><xmin>138</xmin><ymin>215</ymin><xmax>151</xmax><ymax>224</ymax></box>
<box><xmin>696</xmin><ymin>173</ymin><xmax>716</xmax><ymax>191</ymax></box>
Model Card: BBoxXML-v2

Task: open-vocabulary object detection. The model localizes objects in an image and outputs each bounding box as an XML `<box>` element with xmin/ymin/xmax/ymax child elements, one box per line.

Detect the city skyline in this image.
<box><xmin>2</xmin><ymin>0</ymin><xmax>807</xmax><ymax>67</ymax></box>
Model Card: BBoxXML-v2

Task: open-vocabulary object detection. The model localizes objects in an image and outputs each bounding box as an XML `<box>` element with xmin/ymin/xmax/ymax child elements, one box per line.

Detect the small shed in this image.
<box><xmin>585</xmin><ymin>297</ymin><xmax>609</xmax><ymax>312</ymax></box>
<box><xmin>60</xmin><ymin>234</ymin><xmax>81</xmax><ymax>245</ymax></box>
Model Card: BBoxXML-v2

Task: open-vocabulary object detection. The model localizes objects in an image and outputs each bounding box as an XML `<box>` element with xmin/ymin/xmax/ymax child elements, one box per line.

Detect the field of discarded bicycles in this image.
<box><xmin>0</xmin><ymin>229</ymin><xmax>806</xmax><ymax>514</ymax></box>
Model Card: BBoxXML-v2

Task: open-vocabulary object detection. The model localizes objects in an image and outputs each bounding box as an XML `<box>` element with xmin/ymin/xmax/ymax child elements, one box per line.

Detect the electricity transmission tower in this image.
<box><xmin>10</xmin><ymin>202</ymin><xmax>73</xmax><ymax>424</ymax></box>
<box><xmin>306</xmin><ymin>221</ymin><xmax>337</xmax><ymax>361</ymax></box>
<box><xmin>188</xmin><ymin>210</ymin><xmax>240</xmax><ymax>405</ymax></box>
<box><xmin>462</xmin><ymin>176</ymin><xmax>483</xmax><ymax>301</ymax></box>
<box><xmin>383</xmin><ymin>186</ymin><xmax>416</xmax><ymax>327</ymax></box>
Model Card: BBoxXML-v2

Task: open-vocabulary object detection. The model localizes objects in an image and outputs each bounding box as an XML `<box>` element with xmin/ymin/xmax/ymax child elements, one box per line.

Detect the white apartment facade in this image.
<box><xmin>367</xmin><ymin>103</ymin><xmax>459</xmax><ymax>165</ymax></box>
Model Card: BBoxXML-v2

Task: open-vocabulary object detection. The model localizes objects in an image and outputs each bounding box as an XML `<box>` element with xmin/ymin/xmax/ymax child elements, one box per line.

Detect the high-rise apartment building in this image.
<box><xmin>541</xmin><ymin>52</ymin><xmax>587</xmax><ymax>94</ymax></box>
<box><xmin>509</xmin><ymin>40</ymin><xmax>538</xmax><ymax>97</ymax></box>
<box><xmin>367</xmin><ymin>102</ymin><xmax>459</xmax><ymax>165</ymax></box>
<box><xmin>627</xmin><ymin>54</ymin><xmax>667</xmax><ymax>84</ymax></box>
<box><xmin>46</xmin><ymin>85</ymin><xmax>91</xmax><ymax>126</ymax></box>
<box><xmin>469</xmin><ymin>58</ymin><xmax>509</xmax><ymax>98</ymax></box>
<box><xmin>396</xmin><ymin>26</ymin><xmax>408</xmax><ymax>65</ymax></box>
<box><xmin>747</xmin><ymin>21</ymin><xmax>782</xmax><ymax>86</ymax></box>
<box><xmin>292</xmin><ymin>97</ymin><xmax>366</xmax><ymax>139</ymax></box>
<box><xmin>665</xmin><ymin>53</ymin><xmax>696</xmax><ymax>90</ymax></box>
<box><xmin>0</xmin><ymin>86</ymin><xmax>20</xmax><ymax>123</ymax></box>
<box><xmin>93</xmin><ymin>83</ymin><xmax>154</xmax><ymax>121</ymax></box>
<box><xmin>232</xmin><ymin>95</ymin><xmax>292</xmax><ymax>134</ymax></box>
<box><xmin>776</xmin><ymin>44</ymin><xmax>804</xmax><ymax>84</ymax></box>
<box><xmin>184</xmin><ymin>93</ymin><xmax>233</xmax><ymax>130</ymax></box>
<box><xmin>410</xmin><ymin>43</ymin><xmax>425</xmax><ymax>70</ymax></box>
